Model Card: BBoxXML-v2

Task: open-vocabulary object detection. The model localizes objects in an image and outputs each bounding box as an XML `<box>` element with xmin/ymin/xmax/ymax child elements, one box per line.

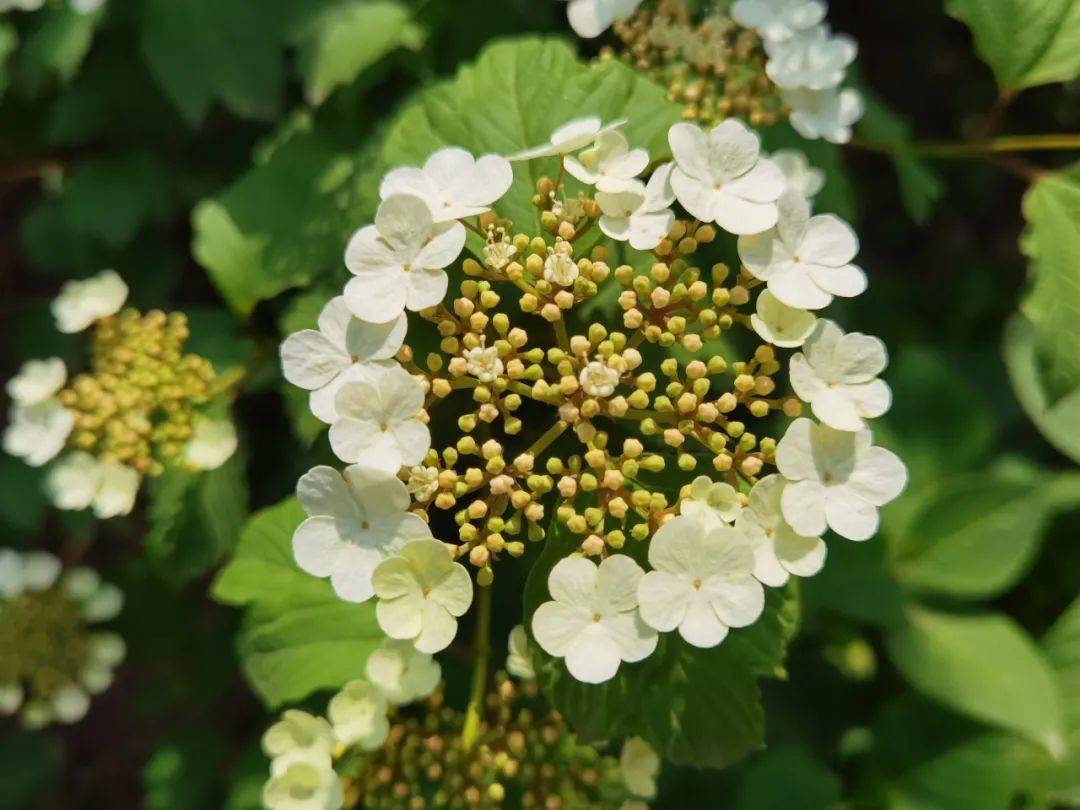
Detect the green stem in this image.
<box><xmin>461</xmin><ymin>581</ymin><xmax>492</xmax><ymax>751</ymax></box>
<box><xmin>848</xmin><ymin>132</ymin><xmax>1080</xmax><ymax>159</ymax></box>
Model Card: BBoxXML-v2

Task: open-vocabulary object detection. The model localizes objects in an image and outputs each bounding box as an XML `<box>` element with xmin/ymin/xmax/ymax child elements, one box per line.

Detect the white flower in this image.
<box><xmin>680</xmin><ymin>476</ymin><xmax>741</xmax><ymax>528</ymax></box>
<box><xmin>738</xmin><ymin>191</ymin><xmax>865</xmax><ymax>310</ymax></box>
<box><xmin>506</xmin><ymin>625</ymin><xmax>535</xmax><ymax>680</ymax></box>
<box><xmin>484</xmin><ymin>237</ymin><xmax>517</xmax><ymax>271</ymax></box>
<box><xmin>668</xmin><ymin>120</ymin><xmax>785</xmax><ymax>235</ymax></box>
<box><xmin>343</xmin><ymin>194</ymin><xmax>465</xmax><ymax>323</ymax></box>
<box><xmin>262</xmin><ymin>761</ymin><xmax>343</xmax><ymax>810</ymax></box>
<box><xmin>51</xmin><ymin>270</ymin><xmax>128</xmax><ymax>333</ymax></box>
<box><xmin>578</xmin><ymin>360</ymin><xmax>621</xmax><ymax>398</ymax></box>
<box><xmin>380</xmin><ymin>148</ymin><xmax>513</xmax><ymax>223</ymax></box>
<box><xmin>327</xmin><ymin>680</ymin><xmax>390</xmax><ymax>751</ymax></box>
<box><xmin>564</xmin><ymin>130</ymin><xmax>649</xmax><ymax>192</ymax></box>
<box><xmin>183</xmin><ymin>416</ymin><xmax>238</xmax><ymax>470</ymax></box>
<box><xmin>751</xmin><ymin>289</ymin><xmax>816</xmax><ymax>348</ymax></box>
<box><xmin>263</xmin><ymin>710</ymin><xmax>335</xmax><ymax>773</ymax></box>
<box><xmin>543</xmin><ymin>242</ymin><xmax>579</xmax><ymax>286</ymax></box>
<box><xmin>293</xmin><ymin>465</ymin><xmax>432</xmax><ymax>603</ymax></box>
<box><xmin>765</xmin><ymin>26</ymin><xmax>858</xmax><ymax>91</ymax></box>
<box><xmin>46</xmin><ymin>452</ymin><xmax>140</xmax><ymax>518</ymax></box>
<box><xmin>736</xmin><ymin>475</ymin><xmax>825</xmax><ymax>586</ymax></box>
<box><xmin>0</xmin><ymin>549</ymin><xmax>61</xmax><ymax>598</ymax></box>
<box><xmin>464</xmin><ymin>343</ymin><xmax>503</xmax><ymax>383</ymax></box>
<box><xmin>50</xmin><ymin>685</ymin><xmax>90</xmax><ymax>724</ymax></box>
<box><xmin>328</xmin><ymin>365</ymin><xmax>430</xmax><ymax>474</ymax></box>
<box><xmin>532</xmin><ymin>555</ymin><xmax>657</xmax><ymax>684</ymax></box>
<box><xmin>406</xmin><ymin>465</ymin><xmax>440</xmax><ymax>502</ymax></box>
<box><xmin>730</xmin><ymin>0</ymin><xmax>826</xmax><ymax>42</ymax></box>
<box><xmin>769</xmin><ymin>149</ymin><xmax>824</xmax><ymax>200</ymax></box>
<box><xmin>637</xmin><ymin>516</ymin><xmax>764</xmax><ymax>648</ymax></box>
<box><xmin>3</xmin><ymin>400</ymin><xmax>73</xmax><ymax>467</ymax></box>
<box><xmin>6</xmin><ymin>358</ymin><xmax>66</xmax><ymax>406</ymax></box>
<box><xmin>597</xmin><ymin>163</ymin><xmax>677</xmax><ymax>251</ymax></box>
<box><xmin>560</xmin><ymin>0</ymin><xmax>643</xmax><ymax>38</ymax></box>
<box><xmin>776</xmin><ymin>418</ymin><xmax>907</xmax><ymax>541</ymax></box>
<box><xmin>281</xmin><ymin>296</ymin><xmax>407</xmax><ymax>424</ymax></box>
<box><xmin>789</xmin><ymin>320</ymin><xmax>892</xmax><ymax>430</ymax></box>
<box><xmin>365</xmin><ymin>638</ymin><xmax>441</xmax><ymax>705</ymax></box>
<box><xmin>784</xmin><ymin>86</ymin><xmax>864</xmax><ymax>144</ymax></box>
<box><xmin>371</xmin><ymin>539</ymin><xmax>473</xmax><ymax>654</ymax></box>
<box><xmin>509</xmin><ymin>117</ymin><xmax>625</xmax><ymax>161</ymax></box>
<box><xmin>620</xmin><ymin>737</ymin><xmax>660</xmax><ymax>800</ymax></box>
<box><xmin>0</xmin><ymin>0</ymin><xmax>46</xmax><ymax>11</ymax></box>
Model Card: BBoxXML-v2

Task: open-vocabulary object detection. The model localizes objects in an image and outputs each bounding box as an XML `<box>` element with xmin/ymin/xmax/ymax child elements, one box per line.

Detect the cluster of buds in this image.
<box><xmin>59</xmin><ymin>309</ymin><xmax>219</xmax><ymax>476</ymax></box>
<box><xmin>605</xmin><ymin>0</ymin><xmax>785</xmax><ymax>127</ymax></box>
<box><xmin>336</xmin><ymin>676</ymin><xmax>629</xmax><ymax>810</ymax></box>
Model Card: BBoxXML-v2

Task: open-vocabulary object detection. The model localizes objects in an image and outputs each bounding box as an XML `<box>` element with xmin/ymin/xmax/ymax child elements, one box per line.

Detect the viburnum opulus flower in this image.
<box><xmin>379</xmin><ymin>147</ymin><xmax>512</xmax><ymax>221</ymax></box>
<box><xmin>327</xmin><ymin>680</ymin><xmax>390</xmax><ymax>751</ymax></box>
<box><xmin>51</xmin><ymin>269</ymin><xmax>128</xmax><ymax>333</ymax></box>
<box><xmin>364</xmin><ymin>638</ymin><xmax>441</xmax><ymax>705</ymax></box>
<box><xmin>731</xmin><ymin>0</ymin><xmax>827</xmax><ymax>42</ymax></box>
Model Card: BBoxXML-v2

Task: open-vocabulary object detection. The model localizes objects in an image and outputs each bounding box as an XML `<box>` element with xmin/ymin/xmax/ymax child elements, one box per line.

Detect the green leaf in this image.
<box><xmin>522</xmin><ymin>517</ymin><xmax>799</xmax><ymax>769</ymax></box>
<box><xmin>16</xmin><ymin>7</ymin><xmax>99</xmax><ymax>94</ymax></box>
<box><xmin>856</xmin><ymin>91</ymin><xmax>944</xmax><ymax>224</ymax></box>
<box><xmin>60</xmin><ymin>152</ymin><xmax>172</xmax><ymax>247</ymax></box>
<box><xmin>143</xmin><ymin>726</ymin><xmax>230</xmax><ymax>810</ymax></box>
<box><xmin>733</xmin><ymin>746</ymin><xmax>841</xmax><ymax>810</ymax></box>
<box><xmin>138</xmin><ymin>0</ymin><xmax>285</xmax><ymax>125</ymax></box>
<box><xmin>945</xmin><ymin>0</ymin><xmax>1080</xmax><ymax>92</ymax></box>
<box><xmin>1019</xmin><ymin>165</ymin><xmax>1080</xmax><ymax>404</ymax></box>
<box><xmin>380</xmin><ymin>36</ymin><xmax>681</xmax><ymax>237</ymax></box>
<box><xmin>192</xmin><ymin>112</ymin><xmax>374</xmax><ymax>315</ymax></box>
<box><xmin>212</xmin><ymin>498</ymin><xmax>383</xmax><ymax>707</ymax></box>
<box><xmin>1033</xmin><ymin>597</ymin><xmax>1080</xmax><ymax>803</ymax></box>
<box><xmin>0</xmin><ymin>23</ymin><xmax>18</xmax><ymax>100</ymax></box>
<box><xmin>144</xmin><ymin>452</ymin><xmax>249</xmax><ymax>587</ymax></box>
<box><xmin>295</xmin><ymin>0</ymin><xmax>424</xmax><ymax>105</ymax></box>
<box><xmin>1004</xmin><ymin>314</ymin><xmax>1080</xmax><ymax>464</ymax></box>
<box><xmin>886</xmin><ymin>605</ymin><xmax>1065</xmax><ymax>754</ymax></box>
<box><xmin>888</xmin><ymin>470</ymin><xmax>1062</xmax><ymax>600</ymax></box>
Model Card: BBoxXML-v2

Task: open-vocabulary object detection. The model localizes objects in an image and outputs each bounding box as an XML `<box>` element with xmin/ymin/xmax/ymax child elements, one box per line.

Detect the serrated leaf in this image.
<box><xmin>945</xmin><ymin>0</ymin><xmax>1080</xmax><ymax>92</ymax></box>
<box><xmin>886</xmin><ymin>605</ymin><xmax>1065</xmax><ymax>754</ymax></box>
<box><xmin>212</xmin><ymin>498</ymin><xmax>383</xmax><ymax>707</ymax></box>
<box><xmin>1019</xmin><ymin>165</ymin><xmax>1080</xmax><ymax>404</ymax></box>
<box><xmin>380</xmin><ymin>36</ymin><xmax>681</xmax><ymax>237</ymax></box>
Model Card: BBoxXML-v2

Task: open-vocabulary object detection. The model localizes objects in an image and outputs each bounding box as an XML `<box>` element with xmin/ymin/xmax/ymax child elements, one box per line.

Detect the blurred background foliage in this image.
<box><xmin>0</xmin><ymin>0</ymin><xmax>1077</xmax><ymax>807</ymax></box>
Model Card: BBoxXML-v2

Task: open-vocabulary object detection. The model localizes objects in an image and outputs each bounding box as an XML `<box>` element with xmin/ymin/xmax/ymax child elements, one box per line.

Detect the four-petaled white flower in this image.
<box><xmin>281</xmin><ymin>296</ymin><xmax>407</xmax><ymax>423</ymax></box>
<box><xmin>406</xmin><ymin>465</ymin><xmax>440</xmax><ymax>502</ymax></box>
<box><xmin>565</xmin><ymin>129</ymin><xmax>649</xmax><ymax>192</ymax></box>
<box><xmin>343</xmin><ymin>194</ymin><xmax>465</xmax><ymax>323</ymax></box>
<box><xmin>510</xmin><ymin>117</ymin><xmax>625</xmax><ymax>161</ymax></box>
<box><xmin>293</xmin><ymin>465</ymin><xmax>432</xmax><ymax>603</ymax></box>
<box><xmin>6</xmin><ymin>358</ymin><xmax>66</xmax><ymax>406</ymax></box>
<box><xmin>668</xmin><ymin>120</ymin><xmax>785</xmax><ymax>235</ymax></box>
<box><xmin>464</xmin><ymin>343</ymin><xmax>503</xmax><ymax>383</ymax></box>
<box><xmin>620</xmin><ymin>737</ymin><xmax>660</xmax><ymax>800</ymax></box>
<box><xmin>736</xmin><ymin>474</ymin><xmax>826</xmax><ymax>586</ymax></box>
<box><xmin>784</xmin><ymin>87</ymin><xmax>864</xmax><ymax>145</ymax></box>
<box><xmin>506</xmin><ymin>625</ymin><xmax>535</xmax><ymax>680</ymax></box>
<box><xmin>327</xmin><ymin>680</ymin><xmax>390</xmax><ymax>751</ymax></box>
<box><xmin>637</xmin><ymin>516</ymin><xmax>764</xmax><ymax>648</ymax></box>
<box><xmin>738</xmin><ymin>191</ymin><xmax>865</xmax><ymax>310</ymax></box>
<box><xmin>543</xmin><ymin>242</ymin><xmax>579</xmax><ymax>286</ymax></box>
<box><xmin>776</xmin><ymin>418</ymin><xmax>906</xmax><ymax>542</ymax></box>
<box><xmin>560</xmin><ymin>0</ymin><xmax>643</xmax><ymax>38</ymax></box>
<box><xmin>365</xmin><ymin>638</ymin><xmax>442</xmax><ymax>706</ymax></box>
<box><xmin>769</xmin><ymin>149</ymin><xmax>825</xmax><ymax>200</ymax></box>
<box><xmin>751</xmin><ymin>289</ymin><xmax>816</xmax><ymax>348</ymax></box>
<box><xmin>371</xmin><ymin>539</ymin><xmax>473</xmax><ymax>654</ymax></box>
<box><xmin>184</xmin><ymin>416</ymin><xmax>238</xmax><ymax>470</ymax></box>
<box><xmin>578</xmin><ymin>360</ymin><xmax>621</xmax><ymax>398</ymax></box>
<box><xmin>730</xmin><ymin>0</ymin><xmax>826</xmax><ymax>42</ymax></box>
<box><xmin>789</xmin><ymin>320</ymin><xmax>892</xmax><ymax>431</ymax></box>
<box><xmin>3</xmin><ymin>399</ymin><xmax>73</xmax><ymax>468</ymax></box>
<box><xmin>261</xmin><ymin>761</ymin><xmax>343</xmax><ymax>810</ymax></box>
<box><xmin>680</xmin><ymin>475</ymin><xmax>742</xmax><ymax>528</ymax></box>
<box><xmin>46</xmin><ymin>452</ymin><xmax>140</xmax><ymax>518</ymax></box>
<box><xmin>51</xmin><ymin>270</ymin><xmax>128</xmax><ymax>334</ymax></box>
<box><xmin>262</xmin><ymin>709</ymin><xmax>335</xmax><ymax>773</ymax></box>
<box><xmin>379</xmin><ymin>147</ymin><xmax>513</xmax><ymax>223</ymax></box>
<box><xmin>328</xmin><ymin>365</ymin><xmax>430</xmax><ymax>474</ymax></box>
<box><xmin>765</xmin><ymin>26</ymin><xmax>858</xmax><ymax>91</ymax></box>
<box><xmin>597</xmin><ymin>163</ymin><xmax>677</xmax><ymax>250</ymax></box>
<box><xmin>532</xmin><ymin>555</ymin><xmax>657</xmax><ymax>684</ymax></box>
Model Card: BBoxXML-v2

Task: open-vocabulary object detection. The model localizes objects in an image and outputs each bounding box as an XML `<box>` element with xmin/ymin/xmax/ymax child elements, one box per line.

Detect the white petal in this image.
<box><xmin>595</xmin><ymin>554</ymin><xmax>645</xmax><ymax>612</ymax></box>
<box><xmin>775</xmin><ymin>527</ymin><xmax>827</xmax><ymax>577</ymax></box>
<box><xmin>92</xmin><ymin>462</ymin><xmax>139</xmax><ymax>518</ymax></box>
<box><xmin>801</xmin><ymin>214</ymin><xmax>859</xmax><ymax>265</ymax></box>
<box><xmin>670</xmin><ymin>169</ymin><xmax>717</xmax><ymax>223</ymax></box>
<box><xmin>637</xmin><ymin>570</ymin><xmax>693</xmax><ymax>632</ymax></box>
<box><xmin>413</xmin><ymin>221</ymin><xmax>466</xmax><ymax>270</ymax></box>
<box><xmin>775</xmin><ymin>417</ymin><xmax>817</xmax><ymax>480</ymax></box>
<box><xmin>809</xmin><ymin>263</ymin><xmax>867</xmax><ymax>299</ymax></box>
<box><xmin>413</xmin><ymin>600</ymin><xmax>458</xmax><ymax>653</ymax></box>
<box><xmin>705</xmin><ymin>576</ymin><xmax>764</xmax><ymax>627</ymax></box>
<box><xmin>404</xmin><ymin>268</ymin><xmax>450</xmax><ymax>312</ymax></box>
<box><xmin>602</xmin><ymin>610</ymin><xmax>658</xmax><ymax>663</ymax></box>
<box><xmin>343</xmin><ymin>271</ymin><xmax>407</xmax><ymax>324</ymax></box>
<box><xmin>824</xmin><ymin>489</ymin><xmax>879</xmax><ymax>541</ymax></box>
<box><xmin>564</xmin><ymin>624</ymin><xmax>623</xmax><ymax>683</ymax></box>
<box><xmin>678</xmin><ymin>592</ymin><xmax>730</xmax><ymax>648</ymax></box>
<box><xmin>768</xmin><ymin>264</ymin><xmax>833</xmax><ymax>310</ymax></box>
<box><xmin>780</xmin><ymin>479</ymin><xmax>828</xmax><ymax>538</ymax></box>
<box><xmin>533</xmin><ymin>601</ymin><xmax>593</xmax><ymax>656</ymax></box>
<box><xmin>292</xmin><ymin>516</ymin><xmax>344</xmax><ymax>579</ymax></box>
<box><xmin>713</xmin><ymin>190</ymin><xmax>779</xmax><ymax>235</ymax></box>
<box><xmin>20</xmin><ymin>551</ymin><xmax>61</xmax><ymax>590</ymax></box>
<box><xmin>848</xmin><ymin>446</ymin><xmax>907</xmax><ymax>506</ymax></box>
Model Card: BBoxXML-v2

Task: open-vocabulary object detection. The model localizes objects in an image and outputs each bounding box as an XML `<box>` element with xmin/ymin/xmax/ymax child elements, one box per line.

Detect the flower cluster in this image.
<box><xmin>261</xmin><ymin>643</ymin><xmax>652</xmax><ymax>810</ymax></box>
<box><xmin>280</xmin><ymin>111</ymin><xmax>904</xmax><ymax>684</ymax></box>
<box><xmin>0</xmin><ymin>549</ymin><xmax>125</xmax><ymax>728</ymax></box>
<box><xmin>3</xmin><ymin>270</ymin><xmax>239</xmax><ymax>519</ymax></box>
